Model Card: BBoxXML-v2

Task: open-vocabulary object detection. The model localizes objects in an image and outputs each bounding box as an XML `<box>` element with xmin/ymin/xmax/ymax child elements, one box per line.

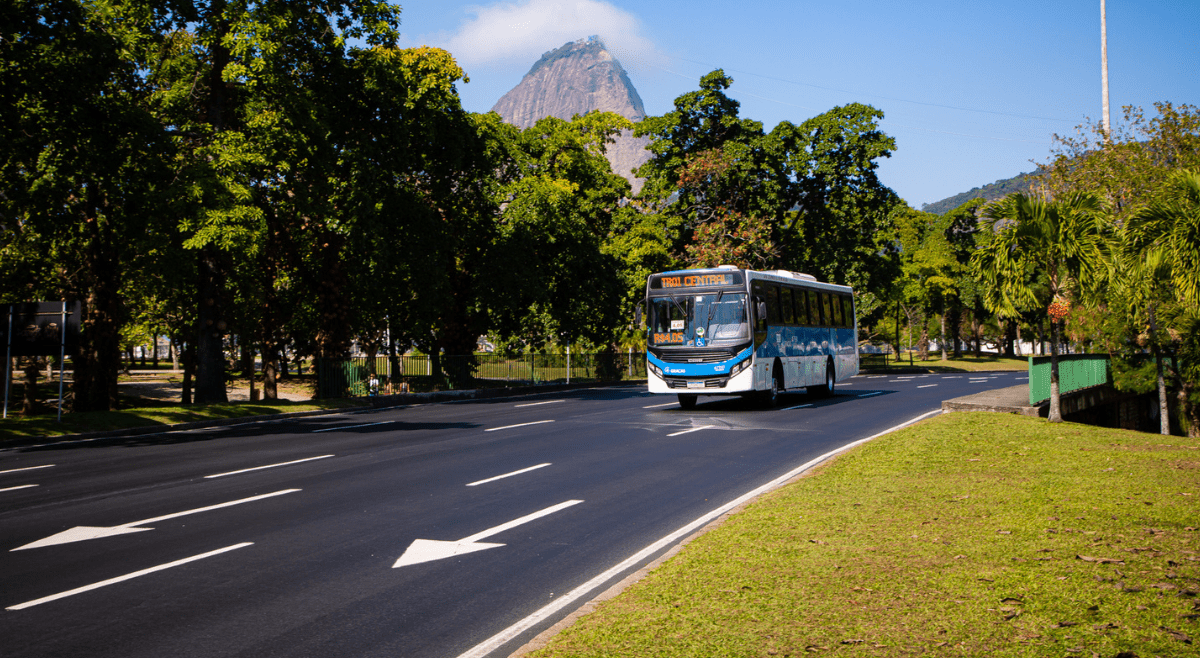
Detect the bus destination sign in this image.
<box><xmin>650</xmin><ymin>271</ymin><xmax>743</xmax><ymax>290</ymax></box>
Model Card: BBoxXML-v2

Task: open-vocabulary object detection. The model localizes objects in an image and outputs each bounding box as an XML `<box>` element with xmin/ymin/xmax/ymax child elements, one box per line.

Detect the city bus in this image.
<box><xmin>641</xmin><ymin>266</ymin><xmax>858</xmax><ymax>408</ymax></box>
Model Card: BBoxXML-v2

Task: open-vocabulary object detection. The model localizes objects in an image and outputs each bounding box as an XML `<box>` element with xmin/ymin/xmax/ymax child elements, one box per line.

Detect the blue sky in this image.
<box><xmin>397</xmin><ymin>0</ymin><xmax>1199</xmax><ymax>210</ymax></box>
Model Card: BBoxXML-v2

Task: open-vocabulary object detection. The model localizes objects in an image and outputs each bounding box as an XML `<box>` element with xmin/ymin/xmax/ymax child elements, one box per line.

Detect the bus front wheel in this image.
<box><xmin>678</xmin><ymin>394</ymin><xmax>697</xmax><ymax>409</ymax></box>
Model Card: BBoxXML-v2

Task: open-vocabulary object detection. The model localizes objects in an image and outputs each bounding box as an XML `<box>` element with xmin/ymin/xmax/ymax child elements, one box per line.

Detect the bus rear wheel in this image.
<box><xmin>678</xmin><ymin>394</ymin><xmax>697</xmax><ymax>409</ymax></box>
<box><xmin>807</xmin><ymin>362</ymin><xmax>835</xmax><ymax>397</ymax></box>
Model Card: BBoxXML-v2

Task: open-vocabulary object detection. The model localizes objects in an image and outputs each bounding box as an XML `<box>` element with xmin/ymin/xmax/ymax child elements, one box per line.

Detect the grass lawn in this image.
<box><xmin>0</xmin><ymin>398</ymin><xmax>361</xmax><ymax>441</ymax></box>
<box><xmin>531</xmin><ymin>413</ymin><xmax>1199</xmax><ymax>657</ymax></box>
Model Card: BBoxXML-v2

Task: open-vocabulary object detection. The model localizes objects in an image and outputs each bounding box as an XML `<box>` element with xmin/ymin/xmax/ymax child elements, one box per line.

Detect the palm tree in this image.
<box><xmin>1126</xmin><ymin>170</ymin><xmax>1200</xmax><ymax>435</ymax></box>
<box><xmin>973</xmin><ymin>192</ymin><xmax>1110</xmax><ymax>422</ymax></box>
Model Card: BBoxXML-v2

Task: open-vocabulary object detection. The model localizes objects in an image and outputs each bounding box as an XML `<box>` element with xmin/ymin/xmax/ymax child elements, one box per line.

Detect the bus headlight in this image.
<box><xmin>729</xmin><ymin>358</ymin><xmax>750</xmax><ymax>377</ymax></box>
<box><xmin>648</xmin><ymin>362</ymin><xmax>663</xmax><ymax>378</ymax></box>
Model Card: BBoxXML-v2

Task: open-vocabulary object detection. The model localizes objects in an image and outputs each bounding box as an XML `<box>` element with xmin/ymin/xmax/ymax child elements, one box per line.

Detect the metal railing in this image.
<box><xmin>317</xmin><ymin>352</ymin><xmax>648</xmax><ymax>398</ymax></box>
<box><xmin>1028</xmin><ymin>354</ymin><xmax>1109</xmax><ymax>406</ymax></box>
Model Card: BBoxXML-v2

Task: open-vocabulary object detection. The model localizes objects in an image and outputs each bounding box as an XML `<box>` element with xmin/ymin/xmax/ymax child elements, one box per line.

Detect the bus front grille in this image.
<box><xmin>666</xmin><ymin>378</ymin><xmax>727</xmax><ymax>389</ymax></box>
<box><xmin>655</xmin><ymin>348</ymin><xmax>737</xmax><ymax>364</ymax></box>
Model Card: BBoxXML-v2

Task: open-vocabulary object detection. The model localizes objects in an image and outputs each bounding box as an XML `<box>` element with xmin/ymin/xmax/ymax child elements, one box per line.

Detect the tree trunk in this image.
<box><xmin>194</xmin><ymin>245</ymin><xmax>228</xmax><ymax>404</ymax></box>
<box><xmin>939</xmin><ymin>307</ymin><xmax>948</xmax><ymax>361</ymax></box>
<box><xmin>1048</xmin><ymin>319</ymin><xmax>1063</xmax><ymax>423</ymax></box>
<box><xmin>21</xmin><ymin>357</ymin><xmax>42</xmax><ymax>416</ymax></box>
<box><xmin>1003</xmin><ymin>319</ymin><xmax>1017</xmax><ymax>358</ymax></box>
<box><xmin>181</xmin><ymin>341</ymin><xmax>195</xmax><ymax>405</ymax></box>
<box><xmin>262</xmin><ymin>351</ymin><xmax>278</xmax><ymax>400</ymax></box>
<box><xmin>1148</xmin><ymin>303</ymin><xmax>1170</xmax><ymax>435</ymax></box>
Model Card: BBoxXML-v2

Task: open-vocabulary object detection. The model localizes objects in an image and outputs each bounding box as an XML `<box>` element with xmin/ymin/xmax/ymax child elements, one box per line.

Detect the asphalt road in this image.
<box><xmin>0</xmin><ymin>370</ymin><xmax>1028</xmax><ymax>658</ymax></box>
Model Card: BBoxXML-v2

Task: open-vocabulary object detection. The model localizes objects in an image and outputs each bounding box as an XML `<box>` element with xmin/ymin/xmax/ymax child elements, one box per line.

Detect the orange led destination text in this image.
<box><xmin>659</xmin><ymin>274</ymin><xmax>731</xmax><ymax>288</ymax></box>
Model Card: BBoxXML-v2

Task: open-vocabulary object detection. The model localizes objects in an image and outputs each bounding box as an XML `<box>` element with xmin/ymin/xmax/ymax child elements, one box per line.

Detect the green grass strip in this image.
<box><xmin>532</xmin><ymin>413</ymin><xmax>1199</xmax><ymax>657</ymax></box>
<box><xmin>0</xmin><ymin>399</ymin><xmax>361</xmax><ymax>440</ymax></box>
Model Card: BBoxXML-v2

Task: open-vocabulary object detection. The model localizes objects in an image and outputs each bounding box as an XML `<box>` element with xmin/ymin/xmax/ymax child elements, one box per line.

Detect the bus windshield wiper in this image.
<box><xmin>705</xmin><ymin>290</ymin><xmax>724</xmax><ymax>335</ymax></box>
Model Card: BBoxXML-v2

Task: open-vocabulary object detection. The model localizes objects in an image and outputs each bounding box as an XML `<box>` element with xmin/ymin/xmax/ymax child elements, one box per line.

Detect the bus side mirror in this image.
<box><xmin>757</xmin><ymin>301</ymin><xmax>767</xmax><ymax>321</ymax></box>
<box><xmin>634</xmin><ymin>305</ymin><xmax>643</xmax><ymax>327</ymax></box>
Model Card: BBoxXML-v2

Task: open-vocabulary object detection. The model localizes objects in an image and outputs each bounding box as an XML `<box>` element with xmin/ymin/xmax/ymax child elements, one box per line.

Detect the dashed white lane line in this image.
<box><xmin>0</xmin><ymin>484</ymin><xmax>38</xmax><ymax>493</ymax></box>
<box><xmin>485</xmin><ymin>420</ymin><xmax>555</xmax><ymax>432</ymax></box>
<box><xmin>781</xmin><ymin>403</ymin><xmax>814</xmax><ymax>410</ymax></box>
<box><xmin>466</xmin><ymin>463</ymin><xmax>552</xmax><ymax>487</ymax></box>
<box><xmin>312</xmin><ymin>421</ymin><xmax>394</xmax><ymax>433</ymax></box>
<box><xmin>667</xmin><ymin>425</ymin><xmax>715</xmax><ymax>437</ymax></box>
<box><xmin>515</xmin><ymin>400</ymin><xmax>565</xmax><ymax>408</ymax></box>
<box><xmin>205</xmin><ymin>455</ymin><xmax>334</xmax><ymax>479</ymax></box>
<box><xmin>6</xmin><ymin>543</ymin><xmax>254</xmax><ymax>611</ymax></box>
<box><xmin>858</xmin><ymin>392</ymin><xmax>883</xmax><ymax>398</ymax></box>
<box><xmin>0</xmin><ymin>465</ymin><xmax>55</xmax><ymax>475</ymax></box>
<box><xmin>643</xmin><ymin>402</ymin><xmax>679</xmax><ymax>409</ymax></box>
<box><xmin>918</xmin><ymin>384</ymin><xmax>938</xmax><ymax>388</ymax></box>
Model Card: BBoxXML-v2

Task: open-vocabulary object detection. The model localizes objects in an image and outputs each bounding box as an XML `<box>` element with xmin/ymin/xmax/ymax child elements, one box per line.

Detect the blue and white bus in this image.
<box><xmin>642</xmin><ymin>266</ymin><xmax>858</xmax><ymax>408</ymax></box>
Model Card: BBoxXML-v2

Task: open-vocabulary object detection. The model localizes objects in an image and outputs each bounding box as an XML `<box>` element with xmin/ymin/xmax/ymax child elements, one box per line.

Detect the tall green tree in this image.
<box><xmin>973</xmin><ymin>192</ymin><xmax>1110</xmax><ymax>422</ymax></box>
<box><xmin>1</xmin><ymin>0</ymin><xmax>175</xmax><ymax>411</ymax></box>
<box><xmin>1125</xmin><ymin>170</ymin><xmax>1200</xmax><ymax>435</ymax></box>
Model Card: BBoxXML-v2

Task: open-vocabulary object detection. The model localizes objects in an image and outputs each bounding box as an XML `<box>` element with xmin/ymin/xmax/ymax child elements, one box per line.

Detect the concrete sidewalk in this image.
<box><xmin>941</xmin><ymin>384</ymin><xmax>1047</xmax><ymax>417</ymax></box>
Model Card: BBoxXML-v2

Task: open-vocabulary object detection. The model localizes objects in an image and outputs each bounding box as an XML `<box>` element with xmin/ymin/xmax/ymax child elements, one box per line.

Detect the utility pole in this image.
<box><xmin>1100</xmin><ymin>0</ymin><xmax>1111</xmax><ymax>140</ymax></box>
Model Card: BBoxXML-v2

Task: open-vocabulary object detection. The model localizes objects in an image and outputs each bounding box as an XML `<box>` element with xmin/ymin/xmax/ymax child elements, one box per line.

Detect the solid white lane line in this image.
<box><xmin>6</xmin><ymin>543</ymin><xmax>254</xmax><ymax>611</ymax></box>
<box><xmin>643</xmin><ymin>402</ymin><xmax>678</xmax><ymax>409</ymax></box>
<box><xmin>485</xmin><ymin>420</ymin><xmax>554</xmax><ymax>432</ymax></box>
<box><xmin>781</xmin><ymin>403</ymin><xmax>814</xmax><ymax>410</ymax></box>
<box><xmin>0</xmin><ymin>484</ymin><xmax>38</xmax><ymax>493</ymax></box>
<box><xmin>205</xmin><ymin>455</ymin><xmax>334</xmax><ymax>479</ymax></box>
<box><xmin>0</xmin><ymin>465</ymin><xmax>54</xmax><ymax>475</ymax></box>
<box><xmin>858</xmin><ymin>392</ymin><xmax>883</xmax><ymax>398</ymax></box>
<box><xmin>515</xmin><ymin>400</ymin><xmax>564</xmax><ymax>408</ymax></box>
<box><xmin>466</xmin><ymin>463</ymin><xmax>552</xmax><ymax>487</ymax></box>
<box><xmin>454</xmin><ymin>408</ymin><xmax>944</xmax><ymax>658</ymax></box>
<box><xmin>917</xmin><ymin>384</ymin><xmax>938</xmax><ymax>389</ymax></box>
<box><xmin>667</xmin><ymin>425</ymin><xmax>715</xmax><ymax>437</ymax></box>
<box><xmin>312</xmin><ymin>421</ymin><xmax>394</xmax><ymax>433</ymax></box>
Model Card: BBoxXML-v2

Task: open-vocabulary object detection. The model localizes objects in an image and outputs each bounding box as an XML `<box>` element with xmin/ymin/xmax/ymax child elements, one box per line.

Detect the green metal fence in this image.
<box><xmin>317</xmin><ymin>352</ymin><xmax>647</xmax><ymax>398</ymax></box>
<box><xmin>1028</xmin><ymin>354</ymin><xmax>1109</xmax><ymax>406</ymax></box>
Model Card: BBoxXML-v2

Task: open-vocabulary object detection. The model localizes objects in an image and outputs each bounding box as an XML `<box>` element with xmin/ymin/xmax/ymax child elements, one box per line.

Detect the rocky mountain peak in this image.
<box><xmin>492</xmin><ymin>36</ymin><xmax>651</xmax><ymax>191</ymax></box>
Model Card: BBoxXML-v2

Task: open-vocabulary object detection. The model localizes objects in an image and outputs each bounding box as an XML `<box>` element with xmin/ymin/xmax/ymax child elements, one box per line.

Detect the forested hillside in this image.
<box><xmin>921</xmin><ymin>170</ymin><xmax>1038</xmax><ymax>215</ymax></box>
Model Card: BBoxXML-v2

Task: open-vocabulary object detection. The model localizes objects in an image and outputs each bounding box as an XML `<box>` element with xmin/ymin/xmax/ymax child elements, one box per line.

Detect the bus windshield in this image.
<box><xmin>649</xmin><ymin>292</ymin><xmax>749</xmax><ymax>347</ymax></box>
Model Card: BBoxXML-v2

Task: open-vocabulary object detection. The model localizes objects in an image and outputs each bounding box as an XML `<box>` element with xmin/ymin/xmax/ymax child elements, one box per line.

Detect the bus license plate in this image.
<box><xmin>687</xmin><ymin>381</ymin><xmax>703</xmax><ymax>389</ymax></box>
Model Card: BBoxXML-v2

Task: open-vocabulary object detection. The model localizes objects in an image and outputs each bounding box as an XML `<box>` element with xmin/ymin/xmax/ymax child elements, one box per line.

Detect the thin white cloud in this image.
<box><xmin>433</xmin><ymin>0</ymin><xmax>659</xmax><ymax>71</ymax></box>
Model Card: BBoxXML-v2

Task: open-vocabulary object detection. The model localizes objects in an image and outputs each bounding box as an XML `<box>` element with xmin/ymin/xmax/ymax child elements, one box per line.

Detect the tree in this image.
<box><xmin>1</xmin><ymin>0</ymin><xmax>175</xmax><ymax>411</ymax></box>
<box><xmin>1125</xmin><ymin>170</ymin><xmax>1200</xmax><ymax>435</ymax></box>
<box><xmin>973</xmin><ymin>192</ymin><xmax>1110</xmax><ymax>422</ymax></box>
<box><xmin>1037</xmin><ymin>102</ymin><xmax>1200</xmax><ymax>223</ymax></box>
<box><xmin>633</xmin><ymin>70</ymin><xmax>899</xmax><ymax>297</ymax></box>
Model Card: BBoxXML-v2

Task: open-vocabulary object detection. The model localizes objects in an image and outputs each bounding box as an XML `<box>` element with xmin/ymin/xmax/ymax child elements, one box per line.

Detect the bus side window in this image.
<box><xmin>842</xmin><ymin>295</ymin><xmax>854</xmax><ymax>328</ymax></box>
<box><xmin>831</xmin><ymin>293</ymin><xmax>843</xmax><ymax>327</ymax></box>
<box><xmin>751</xmin><ymin>282</ymin><xmax>767</xmax><ymax>331</ymax></box>
<box><xmin>779</xmin><ymin>287</ymin><xmax>794</xmax><ymax>325</ymax></box>
<box><xmin>820</xmin><ymin>293</ymin><xmax>833</xmax><ymax>328</ymax></box>
<box><xmin>794</xmin><ymin>287</ymin><xmax>809</xmax><ymax>325</ymax></box>
<box><xmin>766</xmin><ymin>285</ymin><xmax>782</xmax><ymax>325</ymax></box>
<box><xmin>808</xmin><ymin>290</ymin><xmax>822</xmax><ymax>326</ymax></box>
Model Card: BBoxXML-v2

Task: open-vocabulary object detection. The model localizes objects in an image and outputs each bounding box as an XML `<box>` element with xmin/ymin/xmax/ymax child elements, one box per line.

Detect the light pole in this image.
<box><xmin>1100</xmin><ymin>0</ymin><xmax>1111</xmax><ymax>139</ymax></box>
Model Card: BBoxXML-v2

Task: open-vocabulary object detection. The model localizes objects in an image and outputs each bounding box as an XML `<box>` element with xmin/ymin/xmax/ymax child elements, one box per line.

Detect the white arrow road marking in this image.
<box><xmin>6</xmin><ymin>543</ymin><xmax>253</xmax><ymax>610</ymax></box>
<box><xmin>11</xmin><ymin>489</ymin><xmax>300</xmax><ymax>551</ymax></box>
<box><xmin>393</xmin><ymin>499</ymin><xmax>583</xmax><ymax>568</ymax></box>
